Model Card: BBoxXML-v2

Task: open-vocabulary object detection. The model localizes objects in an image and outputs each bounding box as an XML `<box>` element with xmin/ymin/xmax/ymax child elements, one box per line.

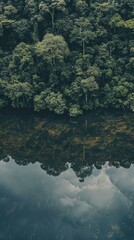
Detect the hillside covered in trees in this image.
<box><xmin>0</xmin><ymin>0</ymin><xmax>134</xmax><ymax>116</ymax></box>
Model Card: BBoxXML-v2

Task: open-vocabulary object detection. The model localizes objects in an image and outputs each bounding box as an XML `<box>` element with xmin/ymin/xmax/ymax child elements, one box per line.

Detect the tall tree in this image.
<box><xmin>39</xmin><ymin>0</ymin><xmax>66</xmax><ymax>29</ymax></box>
<box><xmin>70</xmin><ymin>17</ymin><xmax>96</xmax><ymax>55</ymax></box>
<box><xmin>35</xmin><ymin>33</ymin><xmax>69</xmax><ymax>67</ymax></box>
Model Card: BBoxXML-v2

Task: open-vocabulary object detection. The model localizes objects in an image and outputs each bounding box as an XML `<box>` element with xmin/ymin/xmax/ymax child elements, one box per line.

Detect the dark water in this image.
<box><xmin>0</xmin><ymin>111</ymin><xmax>134</xmax><ymax>240</ymax></box>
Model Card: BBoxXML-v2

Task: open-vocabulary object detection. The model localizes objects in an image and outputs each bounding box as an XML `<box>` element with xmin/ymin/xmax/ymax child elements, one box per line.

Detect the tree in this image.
<box><xmin>0</xmin><ymin>22</ymin><xmax>3</xmax><ymax>37</ymax></box>
<box><xmin>12</xmin><ymin>19</ymin><xmax>32</xmax><ymax>42</ymax></box>
<box><xmin>81</xmin><ymin>76</ymin><xmax>99</xmax><ymax>109</ymax></box>
<box><xmin>35</xmin><ymin>33</ymin><xmax>69</xmax><ymax>67</ymax></box>
<box><xmin>70</xmin><ymin>17</ymin><xmax>96</xmax><ymax>55</ymax></box>
<box><xmin>74</xmin><ymin>0</ymin><xmax>88</xmax><ymax>15</ymax></box>
<box><xmin>0</xmin><ymin>79</ymin><xmax>8</xmax><ymax>108</ymax></box>
<box><xmin>128</xmin><ymin>93</ymin><xmax>134</xmax><ymax>111</ymax></box>
<box><xmin>6</xmin><ymin>82</ymin><xmax>33</xmax><ymax>108</ymax></box>
<box><xmin>34</xmin><ymin>89</ymin><xmax>66</xmax><ymax>114</ymax></box>
<box><xmin>39</xmin><ymin>0</ymin><xmax>66</xmax><ymax>29</ymax></box>
<box><xmin>9</xmin><ymin>42</ymin><xmax>35</xmax><ymax>83</ymax></box>
<box><xmin>69</xmin><ymin>104</ymin><xmax>82</xmax><ymax>117</ymax></box>
<box><xmin>24</xmin><ymin>0</ymin><xmax>39</xmax><ymax>42</ymax></box>
<box><xmin>3</xmin><ymin>5</ymin><xmax>17</xmax><ymax>18</ymax></box>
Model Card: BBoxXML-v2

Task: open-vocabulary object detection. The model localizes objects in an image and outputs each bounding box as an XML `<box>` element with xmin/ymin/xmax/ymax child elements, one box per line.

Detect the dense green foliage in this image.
<box><xmin>0</xmin><ymin>0</ymin><xmax>134</xmax><ymax>116</ymax></box>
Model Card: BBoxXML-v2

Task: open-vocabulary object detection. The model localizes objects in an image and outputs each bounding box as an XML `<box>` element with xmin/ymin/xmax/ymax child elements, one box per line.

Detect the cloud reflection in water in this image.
<box><xmin>0</xmin><ymin>158</ymin><xmax>134</xmax><ymax>240</ymax></box>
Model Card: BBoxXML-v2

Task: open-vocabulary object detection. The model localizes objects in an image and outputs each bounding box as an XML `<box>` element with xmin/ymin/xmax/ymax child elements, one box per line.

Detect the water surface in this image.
<box><xmin>0</xmin><ymin>111</ymin><xmax>134</xmax><ymax>240</ymax></box>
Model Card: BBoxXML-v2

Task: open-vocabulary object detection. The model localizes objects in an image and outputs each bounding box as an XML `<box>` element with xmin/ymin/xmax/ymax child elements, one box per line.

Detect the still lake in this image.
<box><xmin>0</xmin><ymin>110</ymin><xmax>134</xmax><ymax>240</ymax></box>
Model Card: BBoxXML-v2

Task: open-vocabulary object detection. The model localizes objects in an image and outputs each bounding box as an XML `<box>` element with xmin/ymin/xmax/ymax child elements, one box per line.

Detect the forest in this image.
<box><xmin>0</xmin><ymin>0</ymin><xmax>134</xmax><ymax>116</ymax></box>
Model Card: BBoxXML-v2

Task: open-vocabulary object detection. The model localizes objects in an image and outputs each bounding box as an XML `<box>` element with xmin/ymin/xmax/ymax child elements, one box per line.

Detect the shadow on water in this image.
<box><xmin>0</xmin><ymin>110</ymin><xmax>134</xmax><ymax>180</ymax></box>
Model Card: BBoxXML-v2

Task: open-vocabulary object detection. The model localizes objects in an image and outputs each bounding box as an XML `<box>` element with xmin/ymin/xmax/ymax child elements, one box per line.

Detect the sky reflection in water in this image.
<box><xmin>0</xmin><ymin>158</ymin><xmax>134</xmax><ymax>240</ymax></box>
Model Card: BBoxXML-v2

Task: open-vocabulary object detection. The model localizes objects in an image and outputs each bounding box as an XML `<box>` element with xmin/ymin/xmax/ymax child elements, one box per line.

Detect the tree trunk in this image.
<box><xmin>33</xmin><ymin>21</ymin><xmax>39</xmax><ymax>43</ymax></box>
<box><xmin>82</xmin><ymin>39</ymin><xmax>85</xmax><ymax>56</ymax></box>
<box><xmin>82</xmin><ymin>145</ymin><xmax>86</xmax><ymax>161</ymax></box>
<box><xmin>52</xmin><ymin>148</ymin><xmax>55</xmax><ymax>160</ymax></box>
<box><xmin>51</xmin><ymin>9</ymin><xmax>54</xmax><ymax>29</ymax></box>
<box><xmin>85</xmin><ymin>118</ymin><xmax>88</xmax><ymax>129</ymax></box>
<box><xmin>85</xmin><ymin>93</ymin><xmax>87</xmax><ymax>104</ymax></box>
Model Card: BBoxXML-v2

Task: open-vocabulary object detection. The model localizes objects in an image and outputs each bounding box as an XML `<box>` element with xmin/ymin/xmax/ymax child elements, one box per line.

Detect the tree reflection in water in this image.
<box><xmin>0</xmin><ymin>110</ymin><xmax>134</xmax><ymax>181</ymax></box>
